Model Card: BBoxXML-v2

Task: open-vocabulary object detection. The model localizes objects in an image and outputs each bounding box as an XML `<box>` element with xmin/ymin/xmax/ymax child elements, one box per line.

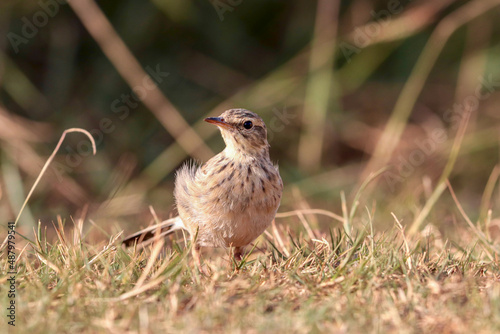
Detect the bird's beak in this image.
<box><xmin>204</xmin><ymin>117</ymin><xmax>232</xmax><ymax>130</ymax></box>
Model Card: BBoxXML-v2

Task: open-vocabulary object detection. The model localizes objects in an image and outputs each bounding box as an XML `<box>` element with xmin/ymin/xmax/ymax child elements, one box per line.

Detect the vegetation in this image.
<box><xmin>1</xmin><ymin>0</ymin><xmax>500</xmax><ymax>332</ymax></box>
<box><xmin>2</xmin><ymin>204</ymin><xmax>499</xmax><ymax>333</ymax></box>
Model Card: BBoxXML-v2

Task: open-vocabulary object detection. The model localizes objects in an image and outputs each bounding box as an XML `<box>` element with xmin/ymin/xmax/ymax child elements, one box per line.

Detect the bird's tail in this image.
<box><xmin>122</xmin><ymin>216</ymin><xmax>185</xmax><ymax>249</ymax></box>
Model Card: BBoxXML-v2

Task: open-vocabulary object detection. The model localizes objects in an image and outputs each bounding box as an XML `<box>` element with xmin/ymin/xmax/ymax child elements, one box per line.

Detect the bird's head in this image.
<box><xmin>205</xmin><ymin>109</ymin><xmax>269</xmax><ymax>157</ymax></box>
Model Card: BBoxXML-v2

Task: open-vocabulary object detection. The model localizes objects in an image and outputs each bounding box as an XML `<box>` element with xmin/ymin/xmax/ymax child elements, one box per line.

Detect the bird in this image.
<box><xmin>122</xmin><ymin>108</ymin><xmax>283</xmax><ymax>271</ymax></box>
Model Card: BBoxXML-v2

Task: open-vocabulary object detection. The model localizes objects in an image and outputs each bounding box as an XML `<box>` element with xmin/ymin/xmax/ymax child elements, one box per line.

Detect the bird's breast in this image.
<box><xmin>196</xmin><ymin>158</ymin><xmax>282</xmax><ymax>247</ymax></box>
<box><xmin>207</xmin><ymin>161</ymin><xmax>281</xmax><ymax>211</ymax></box>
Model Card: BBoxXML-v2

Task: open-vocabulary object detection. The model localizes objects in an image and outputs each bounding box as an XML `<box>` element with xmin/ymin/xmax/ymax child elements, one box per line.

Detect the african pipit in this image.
<box><xmin>123</xmin><ymin>109</ymin><xmax>283</xmax><ymax>270</ymax></box>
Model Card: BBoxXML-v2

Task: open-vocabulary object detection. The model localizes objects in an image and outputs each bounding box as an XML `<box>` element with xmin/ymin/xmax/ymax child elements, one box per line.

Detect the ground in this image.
<box><xmin>1</xmin><ymin>210</ymin><xmax>499</xmax><ymax>333</ymax></box>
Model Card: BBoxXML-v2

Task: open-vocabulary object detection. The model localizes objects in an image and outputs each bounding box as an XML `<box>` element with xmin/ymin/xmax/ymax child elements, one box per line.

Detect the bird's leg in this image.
<box><xmin>192</xmin><ymin>244</ymin><xmax>204</xmax><ymax>273</ymax></box>
<box><xmin>234</xmin><ymin>247</ymin><xmax>243</xmax><ymax>261</ymax></box>
<box><xmin>228</xmin><ymin>247</ymin><xmax>244</xmax><ymax>272</ymax></box>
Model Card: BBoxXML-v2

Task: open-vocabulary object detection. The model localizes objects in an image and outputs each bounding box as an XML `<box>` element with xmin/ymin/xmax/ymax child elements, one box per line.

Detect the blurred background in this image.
<box><xmin>1</xmin><ymin>0</ymin><xmax>500</xmax><ymax>240</ymax></box>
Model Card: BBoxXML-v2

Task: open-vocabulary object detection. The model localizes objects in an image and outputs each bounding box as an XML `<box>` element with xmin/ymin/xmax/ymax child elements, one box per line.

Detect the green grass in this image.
<box><xmin>2</xmin><ymin>210</ymin><xmax>499</xmax><ymax>333</ymax></box>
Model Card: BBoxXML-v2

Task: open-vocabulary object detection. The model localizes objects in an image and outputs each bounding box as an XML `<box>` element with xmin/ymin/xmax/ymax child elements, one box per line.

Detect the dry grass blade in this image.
<box><xmin>117</xmin><ymin>275</ymin><xmax>168</xmax><ymax>302</ymax></box>
<box><xmin>72</xmin><ymin>205</ymin><xmax>88</xmax><ymax>246</ymax></box>
<box><xmin>349</xmin><ymin>167</ymin><xmax>387</xmax><ymax>222</ymax></box>
<box><xmin>346</xmin><ymin>0</ymin><xmax>456</xmax><ymax>47</ymax></box>
<box><xmin>392</xmin><ymin>212</ymin><xmax>412</xmax><ymax>271</ymax></box>
<box><xmin>478</xmin><ymin>165</ymin><xmax>500</xmax><ymax>224</ymax></box>
<box><xmin>446</xmin><ymin>180</ymin><xmax>498</xmax><ymax>258</ymax></box>
<box><xmin>270</xmin><ymin>219</ymin><xmax>290</xmax><ymax>257</ymax></box>
<box><xmin>0</xmin><ymin>128</ymin><xmax>96</xmax><ymax>251</ymax></box>
<box><xmin>297</xmin><ymin>211</ymin><xmax>317</xmax><ymax>241</ymax></box>
<box><xmin>51</xmin><ymin>220</ymin><xmax>67</xmax><ymax>250</ymax></box>
<box><xmin>134</xmin><ymin>236</ymin><xmax>165</xmax><ymax>289</ymax></box>
<box><xmin>298</xmin><ymin>0</ymin><xmax>340</xmax><ymax>171</ymax></box>
<box><xmin>362</xmin><ymin>0</ymin><xmax>500</xmax><ymax>181</ymax></box>
<box><xmin>409</xmin><ymin>104</ymin><xmax>472</xmax><ymax>235</ymax></box>
<box><xmin>275</xmin><ymin>209</ymin><xmax>344</xmax><ymax>223</ymax></box>
<box><xmin>68</xmin><ymin>0</ymin><xmax>213</xmax><ymax>161</ymax></box>
<box><xmin>341</xmin><ymin>191</ymin><xmax>351</xmax><ymax>237</ymax></box>
<box><xmin>86</xmin><ymin>231</ymin><xmax>123</xmax><ymax>267</ymax></box>
<box><xmin>35</xmin><ymin>253</ymin><xmax>61</xmax><ymax>274</ymax></box>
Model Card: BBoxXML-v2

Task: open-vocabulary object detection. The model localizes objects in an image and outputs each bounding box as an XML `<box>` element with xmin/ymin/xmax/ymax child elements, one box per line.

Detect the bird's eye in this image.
<box><xmin>243</xmin><ymin>121</ymin><xmax>253</xmax><ymax>129</ymax></box>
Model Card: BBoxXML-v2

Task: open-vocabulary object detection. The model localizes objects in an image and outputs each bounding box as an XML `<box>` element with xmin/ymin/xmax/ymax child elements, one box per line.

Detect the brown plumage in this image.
<box><xmin>123</xmin><ymin>108</ymin><xmax>283</xmax><ymax>271</ymax></box>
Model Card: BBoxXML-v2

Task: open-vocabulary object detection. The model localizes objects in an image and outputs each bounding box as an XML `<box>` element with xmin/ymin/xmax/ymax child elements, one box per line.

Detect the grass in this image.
<box><xmin>2</xmin><ymin>203</ymin><xmax>499</xmax><ymax>333</ymax></box>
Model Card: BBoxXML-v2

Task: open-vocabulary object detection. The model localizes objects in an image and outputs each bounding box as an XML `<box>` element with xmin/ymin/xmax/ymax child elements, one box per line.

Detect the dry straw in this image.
<box><xmin>0</xmin><ymin>128</ymin><xmax>96</xmax><ymax>251</ymax></box>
